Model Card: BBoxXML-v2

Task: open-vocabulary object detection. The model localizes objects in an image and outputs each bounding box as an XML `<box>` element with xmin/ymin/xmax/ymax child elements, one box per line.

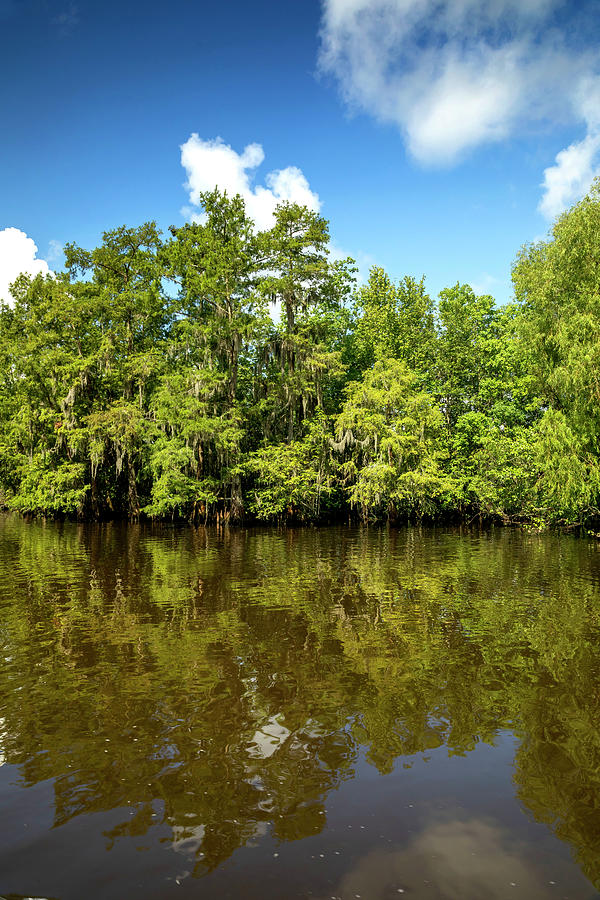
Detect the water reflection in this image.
<box><xmin>327</xmin><ymin>818</ymin><xmax>579</xmax><ymax>900</ymax></box>
<box><xmin>1</xmin><ymin>516</ymin><xmax>600</xmax><ymax>898</ymax></box>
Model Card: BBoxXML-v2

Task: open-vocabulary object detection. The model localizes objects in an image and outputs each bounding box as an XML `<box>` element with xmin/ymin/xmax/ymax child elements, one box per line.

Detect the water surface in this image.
<box><xmin>1</xmin><ymin>516</ymin><xmax>600</xmax><ymax>899</ymax></box>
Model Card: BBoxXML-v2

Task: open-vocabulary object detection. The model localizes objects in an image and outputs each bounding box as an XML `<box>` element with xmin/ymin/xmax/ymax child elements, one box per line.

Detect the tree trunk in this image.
<box><xmin>128</xmin><ymin>456</ymin><xmax>140</xmax><ymax>519</ymax></box>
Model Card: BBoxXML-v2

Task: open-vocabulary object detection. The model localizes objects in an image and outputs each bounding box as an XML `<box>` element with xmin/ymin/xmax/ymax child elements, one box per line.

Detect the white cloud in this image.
<box><xmin>329</xmin><ymin>241</ymin><xmax>375</xmax><ymax>285</ymax></box>
<box><xmin>0</xmin><ymin>228</ymin><xmax>51</xmax><ymax>306</ymax></box>
<box><xmin>318</xmin><ymin>0</ymin><xmax>600</xmax><ymax>200</ymax></box>
<box><xmin>539</xmin><ymin>131</ymin><xmax>600</xmax><ymax>219</ymax></box>
<box><xmin>469</xmin><ymin>272</ymin><xmax>511</xmax><ymax>301</ymax></box>
<box><xmin>46</xmin><ymin>239</ymin><xmax>64</xmax><ymax>263</ymax></box>
<box><xmin>180</xmin><ymin>135</ymin><xmax>320</xmax><ymax>230</ymax></box>
<box><xmin>539</xmin><ymin>77</ymin><xmax>600</xmax><ymax>218</ymax></box>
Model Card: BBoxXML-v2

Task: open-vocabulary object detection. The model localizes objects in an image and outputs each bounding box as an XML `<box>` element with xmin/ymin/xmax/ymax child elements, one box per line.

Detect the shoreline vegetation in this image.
<box><xmin>1</xmin><ymin>182</ymin><xmax>600</xmax><ymax>529</ymax></box>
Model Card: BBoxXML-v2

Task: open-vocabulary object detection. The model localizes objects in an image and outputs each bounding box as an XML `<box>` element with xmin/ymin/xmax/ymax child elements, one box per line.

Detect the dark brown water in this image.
<box><xmin>1</xmin><ymin>515</ymin><xmax>600</xmax><ymax>900</ymax></box>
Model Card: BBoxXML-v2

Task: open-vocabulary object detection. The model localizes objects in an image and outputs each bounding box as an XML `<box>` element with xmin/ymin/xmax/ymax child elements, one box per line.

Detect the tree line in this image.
<box><xmin>1</xmin><ymin>181</ymin><xmax>599</xmax><ymax>526</ymax></box>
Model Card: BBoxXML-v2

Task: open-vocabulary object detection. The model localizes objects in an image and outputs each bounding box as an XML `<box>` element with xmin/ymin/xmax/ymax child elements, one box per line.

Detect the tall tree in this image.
<box><xmin>513</xmin><ymin>177</ymin><xmax>600</xmax><ymax>524</ymax></box>
<box><xmin>151</xmin><ymin>190</ymin><xmax>263</xmax><ymax>520</ymax></box>
<box><xmin>333</xmin><ymin>358</ymin><xmax>448</xmax><ymax>521</ymax></box>
<box><xmin>259</xmin><ymin>203</ymin><xmax>353</xmax><ymax>442</ymax></box>
<box><xmin>350</xmin><ymin>267</ymin><xmax>435</xmax><ymax>381</ymax></box>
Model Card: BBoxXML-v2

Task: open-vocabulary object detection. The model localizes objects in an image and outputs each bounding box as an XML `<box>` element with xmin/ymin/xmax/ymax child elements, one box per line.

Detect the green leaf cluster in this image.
<box><xmin>2</xmin><ymin>180</ymin><xmax>600</xmax><ymax>527</ymax></box>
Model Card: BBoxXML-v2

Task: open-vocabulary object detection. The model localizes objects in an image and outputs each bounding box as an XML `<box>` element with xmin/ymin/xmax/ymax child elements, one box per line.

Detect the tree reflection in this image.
<box><xmin>1</xmin><ymin>516</ymin><xmax>600</xmax><ymax>886</ymax></box>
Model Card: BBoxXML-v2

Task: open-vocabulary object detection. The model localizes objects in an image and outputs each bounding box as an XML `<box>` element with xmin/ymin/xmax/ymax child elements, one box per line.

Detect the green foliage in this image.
<box><xmin>246</xmin><ymin>415</ymin><xmax>337</xmax><ymax>521</ymax></box>
<box><xmin>513</xmin><ymin>177</ymin><xmax>600</xmax><ymax>445</ymax></box>
<box><xmin>350</xmin><ymin>267</ymin><xmax>435</xmax><ymax>380</ymax></box>
<box><xmin>436</xmin><ymin>283</ymin><xmax>499</xmax><ymax>428</ymax></box>
<box><xmin>1</xmin><ymin>181</ymin><xmax>600</xmax><ymax>528</ymax></box>
<box><xmin>9</xmin><ymin>458</ymin><xmax>88</xmax><ymax>514</ymax></box>
<box><xmin>532</xmin><ymin>409</ymin><xmax>600</xmax><ymax>524</ymax></box>
<box><xmin>512</xmin><ymin>177</ymin><xmax>600</xmax><ymax>525</ymax></box>
<box><xmin>466</xmin><ymin>425</ymin><xmax>536</xmax><ymax>521</ymax></box>
<box><xmin>335</xmin><ymin>359</ymin><xmax>449</xmax><ymax>520</ymax></box>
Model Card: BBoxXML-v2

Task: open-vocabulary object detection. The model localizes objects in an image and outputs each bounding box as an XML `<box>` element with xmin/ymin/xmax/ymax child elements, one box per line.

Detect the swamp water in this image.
<box><xmin>1</xmin><ymin>515</ymin><xmax>600</xmax><ymax>899</ymax></box>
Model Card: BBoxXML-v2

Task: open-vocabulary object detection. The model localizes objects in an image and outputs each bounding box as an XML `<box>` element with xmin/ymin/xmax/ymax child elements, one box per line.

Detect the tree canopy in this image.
<box><xmin>2</xmin><ymin>181</ymin><xmax>600</xmax><ymax>528</ymax></box>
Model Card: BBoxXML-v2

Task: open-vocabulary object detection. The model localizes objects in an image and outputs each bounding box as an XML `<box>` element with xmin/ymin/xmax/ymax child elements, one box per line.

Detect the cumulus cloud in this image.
<box><xmin>0</xmin><ymin>228</ymin><xmax>51</xmax><ymax>306</ymax></box>
<box><xmin>539</xmin><ymin>78</ymin><xmax>600</xmax><ymax>218</ymax></box>
<box><xmin>539</xmin><ymin>131</ymin><xmax>600</xmax><ymax>219</ymax></box>
<box><xmin>181</xmin><ymin>135</ymin><xmax>320</xmax><ymax>230</ymax></box>
<box><xmin>319</xmin><ymin>0</ymin><xmax>600</xmax><ymax>210</ymax></box>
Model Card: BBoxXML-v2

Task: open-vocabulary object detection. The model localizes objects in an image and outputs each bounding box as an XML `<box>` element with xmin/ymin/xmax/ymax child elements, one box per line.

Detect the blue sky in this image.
<box><xmin>1</xmin><ymin>0</ymin><xmax>599</xmax><ymax>305</ymax></box>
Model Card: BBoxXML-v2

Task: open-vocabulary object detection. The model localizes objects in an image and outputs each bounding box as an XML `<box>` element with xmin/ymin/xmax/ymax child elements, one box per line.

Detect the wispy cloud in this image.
<box><xmin>0</xmin><ymin>228</ymin><xmax>52</xmax><ymax>306</ymax></box>
<box><xmin>539</xmin><ymin>77</ymin><xmax>600</xmax><ymax>218</ymax></box>
<box><xmin>51</xmin><ymin>3</ymin><xmax>79</xmax><ymax>36</ymax></box>
<box><xmin>469</xmin><ymin>272</ymin><xmax>511</xmax><ymax>300</ymax></box>
<box><xmin>329</xmin><ymin>241</ymin><xmax>375</xmax><ymax>285</ymax></box>
<box><xmin>180</xmin><ymin>135</ymin><xmax>320</xmax><ymax>230</ymax></box>
<box><xmin>46</xmin><ymin>239</ymin><xmax>64</xmax><ymax>264</ymax></box>
<box><xmin>319</xmin><ymin>0</ymin><xmax>600</xmax><ymax>214</ymax></box>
